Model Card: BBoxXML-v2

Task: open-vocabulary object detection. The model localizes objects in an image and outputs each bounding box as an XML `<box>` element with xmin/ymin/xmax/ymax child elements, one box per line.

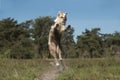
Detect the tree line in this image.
<box><xmin>0</xmin><ymin>17</ymin><xmax>120</xmax><ymax>59</ymax></box>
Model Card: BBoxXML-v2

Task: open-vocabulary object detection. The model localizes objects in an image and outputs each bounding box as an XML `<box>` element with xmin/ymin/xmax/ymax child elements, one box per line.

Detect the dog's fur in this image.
<box><xmin>48</xmin><ymin>11</ymin><xmax>70</xmax><ymax>66</ymax></box>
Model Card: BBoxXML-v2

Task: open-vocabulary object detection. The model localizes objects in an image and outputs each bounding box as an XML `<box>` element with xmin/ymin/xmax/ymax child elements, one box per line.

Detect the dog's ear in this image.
<box><xmin>65</xmin><ymin>12</ymin><xmax>67</xmax><ymax>15</ymax></box>
<box><xmin>63</xmin><ymin>12</ymin><xmax>67</xmax><ymax>17</ymax></box>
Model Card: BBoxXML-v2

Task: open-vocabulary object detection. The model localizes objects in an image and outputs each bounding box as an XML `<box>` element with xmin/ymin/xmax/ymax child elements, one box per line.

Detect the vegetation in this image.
<box><xmin>0</xmin><ymin>17</ymin><xmax>120</xmax><ymax>59</ymax></box>
<box><xmin>0</xmin><ymin>58</ymin><xmax>52</xmax><ymax>80</ymax></box>
<box><xmin>56</xmin><ymin>58</ymin><xmax>120</xmax><ymax>80</ymax></box>
<box><xmin>76</xmin><ymin>28</ymin><xmax>120</xmax><ymax>58</ymax></box>
<box><xmin>0</xmin><ymin>58</ymin><xmax>119</xmax><ymax>80</ymax></box>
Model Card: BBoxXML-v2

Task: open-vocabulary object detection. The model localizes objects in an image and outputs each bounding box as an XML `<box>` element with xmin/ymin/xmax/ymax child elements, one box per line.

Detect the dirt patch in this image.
<box><xmin>34</xmin><ymin>61</ymin><xmax>66</xmax><ymax>80</ymax></box>
<box><xmin>41</xmin><ymin>68</ymin><xmax>59</xmax><ymax>80</ymax></box>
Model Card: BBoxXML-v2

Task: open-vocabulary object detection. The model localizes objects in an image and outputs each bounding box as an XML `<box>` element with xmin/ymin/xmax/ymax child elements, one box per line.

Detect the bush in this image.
<box><xmin>4</xmin><ymin>45</ymin><xmax>34</xmax><ymax>59</ymax></box>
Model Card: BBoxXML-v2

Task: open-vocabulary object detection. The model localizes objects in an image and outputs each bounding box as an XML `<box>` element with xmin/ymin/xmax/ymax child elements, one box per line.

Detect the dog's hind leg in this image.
<box><xmin>49</xmin><ymin>44</ymin><xmax>59</xmax><ymax>66</ymax></box>
<box><xmin>57</xmin><ymin>45</ymin><xmax>63</xmax><ymax>61</ymax></box>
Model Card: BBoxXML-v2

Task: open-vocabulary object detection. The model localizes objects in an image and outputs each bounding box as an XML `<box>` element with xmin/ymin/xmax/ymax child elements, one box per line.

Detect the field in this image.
<box><xmin>56</xmin><ymin>58</ymin><xmax>120</xmax><ymax>80</ymax></box>
<box><xmin>0</xmin><ymin>58</ymin><xmax>120</xmax><ymax>80</ymax></box>
<box><xmin>0</xmin><ymin>59</ymin><xmax>51</xmax><ymax>80</ymax></box>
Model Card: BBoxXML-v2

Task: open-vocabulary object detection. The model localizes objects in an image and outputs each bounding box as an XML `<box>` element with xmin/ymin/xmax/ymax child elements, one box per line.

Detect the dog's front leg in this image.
<box><xmin>65</xmin><ymin>25</ymin><xmax>71</xmax><ymax>31</ymax></box>
<box><xmin>61</xmin><ymin>25</ymin><xmax>71</xmax><ymax>32</ymax></box>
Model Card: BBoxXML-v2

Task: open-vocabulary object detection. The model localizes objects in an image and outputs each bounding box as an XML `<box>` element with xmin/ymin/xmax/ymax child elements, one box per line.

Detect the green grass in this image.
<box><xmin>0</xmin><ymin>59</ymin><xmax>51</xmax><ymax>80</ymax></box>
<box><xmin>56</xmin><ymin>58</ymin><xmax>120</xmax><ymax>80</ymax></box>
<box><xmin>0</xmin><ymin>58</ymin><xmax>120</xmax><ymax>80</ymax></box>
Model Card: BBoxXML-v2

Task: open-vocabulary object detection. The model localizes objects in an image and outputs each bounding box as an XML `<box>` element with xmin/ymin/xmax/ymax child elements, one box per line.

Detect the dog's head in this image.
<box><xmin>54</xmin><ymin>11</ymin><xmax>67</xmax><ymax>25</ymax></box>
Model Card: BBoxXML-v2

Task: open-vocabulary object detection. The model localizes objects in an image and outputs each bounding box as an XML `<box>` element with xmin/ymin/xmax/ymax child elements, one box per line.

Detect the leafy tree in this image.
<box><xmin>32</xmin><ymin>16</ymin><xmax>54</xmax><ymax>58</ymax></box>
<box><xmin>102</xmin><ymin>31</ymin><xmax>120</xmax><ymax>57</ymax></box>
<box><xmin>10</xmin><ymin>20</ymin><xmax>34</xmax><ymax>59</ymax></box>
<box><xmin>76</xmin><ymin>28</ymin><xmax>103</xmax><ymax>58</ymax></box>
<box><xmin>61</xmin><ymin>27</ymin><xmax>75</xmax><ymax>58</ymax></box>
<box><xmin>0</xmin><ymin>18</ymin><xmax>34</xmax><ymax>59</ymax></box>
<box><xmin>0</xmin><ymin>18</ymin><xmax>18</xmax><ymax>56</ymax></box>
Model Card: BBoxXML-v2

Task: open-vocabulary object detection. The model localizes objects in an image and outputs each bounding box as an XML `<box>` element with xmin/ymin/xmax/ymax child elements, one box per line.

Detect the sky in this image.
<box><xmin>0</xmin><ymin>0</ymin><xmax>120</xmax><ymax>40</ymax></box>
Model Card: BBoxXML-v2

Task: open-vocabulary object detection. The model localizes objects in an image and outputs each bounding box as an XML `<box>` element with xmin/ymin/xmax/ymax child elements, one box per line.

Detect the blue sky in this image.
<box><xmin>0</xmin><ymin>0</ymin><xmax>120</xmax><ymax>39</ymax></box>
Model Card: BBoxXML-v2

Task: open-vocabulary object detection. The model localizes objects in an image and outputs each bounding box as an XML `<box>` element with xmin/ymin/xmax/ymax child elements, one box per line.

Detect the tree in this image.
<box><xmin>32</xmin><ymin>16</ymin><xmax>54</xmax><ymax>58</ymax></box>
<box><xmin>61</xmin><ymin>27</ymin><xmax>75</xmax><ymax>58</ymax></box>
<box><xmin>0</xmin><ymin>18</ymin><xmax>34</xmax><ymax>59</ymax></box>
<box><xmin>76</xmin><ymin>28</ymin><xmax>103</xmax><ymax>58</ymax></box>
<box><xmin>0</xmin><ymin>18</ymin><xmax>18</xmax><ymax>57</ymax></box>
<box><xmin>102</xmin><ymin>31</ymin><xmax>120</xmax><ymax>57</ymax></box>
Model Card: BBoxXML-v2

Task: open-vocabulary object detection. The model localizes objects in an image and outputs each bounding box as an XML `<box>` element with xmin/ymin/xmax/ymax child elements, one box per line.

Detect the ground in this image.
<box><xmin>34</xmin><ymin>61</ymin><xmax>67</xmax><ymax>80</ymax></box>
<box><xmin>0</xmin><ymin>58</ymin><xmax>120</xmax><ymax>80</ymax></box>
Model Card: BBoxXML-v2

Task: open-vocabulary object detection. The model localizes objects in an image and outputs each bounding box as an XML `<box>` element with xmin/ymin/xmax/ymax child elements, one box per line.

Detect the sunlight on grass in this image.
<box><xmin>56</xmin><ymin>58</ymin><xmax>120</xmax><ymax>80</ymax></box>
<box><xmin>0</xmin><ymin>59</ymin><xmax>50</xmax><ymax>80</ymax></box>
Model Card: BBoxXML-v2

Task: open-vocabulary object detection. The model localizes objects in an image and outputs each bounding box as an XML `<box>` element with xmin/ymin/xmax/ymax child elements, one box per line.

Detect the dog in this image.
<box><xmin>48</xmin><ymin>11</ymin><xmax>70</xmax><ymax>66</ymax></box>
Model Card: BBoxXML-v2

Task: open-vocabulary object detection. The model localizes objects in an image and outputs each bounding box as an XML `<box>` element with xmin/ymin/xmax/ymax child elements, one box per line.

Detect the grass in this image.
<box><xmin>0</xmin><ymin>58</ymin><xmax>120</xmax><ymax>80</ymax></box>
<box><xmin>56</xmin><ymin>58</ymin><xmax>120</xmax><ymax>80</ymax></box>
<box><xmin>0</xmin><ymin>58</ymin><xmax>51</xmax><ymax>80</ymax></box>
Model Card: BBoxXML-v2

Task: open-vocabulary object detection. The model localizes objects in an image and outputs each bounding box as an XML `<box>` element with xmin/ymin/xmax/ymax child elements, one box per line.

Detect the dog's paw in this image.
<box><xmin>56</xmin><ymin>62</ymin><xmax>60</xmax><ymax>66</ymax></box>
<box><xmin>67</xmin><ymin>25</ymin><xmax>71</xmax><ymax>29</ymax></box>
